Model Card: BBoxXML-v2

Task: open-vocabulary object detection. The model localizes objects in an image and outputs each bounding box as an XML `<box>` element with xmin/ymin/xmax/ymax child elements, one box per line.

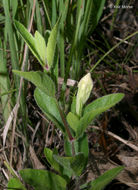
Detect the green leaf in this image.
<box><xmin>20</xmin><ymin>169</ymin><xmax>67</xmax><ymax>190</ymax></box>
<box><xmin>10</xmin><ymin>0</ymin><xmax>18</xmax><ymax>18</ymax></box>
<box><xmin>71</xmin><ymin>96</ymin><xmax>76</xmax><ymax>114</ymax></box>
<box><xmin>70</xmin><ymin>153</ymin><xmax>86</xmax><ymax>177</ymax></box>
<box><xmin>74</xmin><ymin>133</ymin><xmax>89</xmax><ymax>163</ymax></box>
<box><xmin>64</xmin><ymin>134</ymin><xmax>89</xmax><ymax>165</ymax></box>
<box><xmin>53</xmin><ymin>153</ymin><xmax>85</xmax><ymax>177</ymax></box>
<box><xmin>46</xmin><ymin>18</ymin><xmax>59</xmax><ymax>69</ymax></box>
<box><xmin>34</xmin><ymin>88</ymin><xmax>65</xmax><ymax>133</ymax></box>
<box><xmin>13</xmin><ymin>70</ymin><xmax>55</xmax><ymax>97</ymax></box>
<box><xmin>44</xmin><ymin>148</ymin><xmax>72</xmax><ymax>180</ymax></box>
<box><xmin>89</xmin><ymin>166</ymin><xmax>124</xmax><ymax>190</ymax></box>
<box><xmin>89</xmin><ymin>0</ymin><xmax>106</xmax><ymax>33</ymax></box>
<box><xmin>34</xmin><ymin>31</ymin><xmax>47</xmax><ymax>65</ymax></box>
<box><xmin>66</xmin><ymin>112</ymin><xmax>79</xmax><ymax>132</ymax></box>
<box><xmin>14</xmin><ymin>20</ymin><xmax>44</xmax><ymax>67</ymax></box>
<box><xmin>94</xmin><ymin>0</ymin><xmax>105</xmax><ymax>23</ymax></box>
<box><xmin>0</xmin><ymin>39</ymin><xmax>11</xmax><ymax>122</ymax></box>
<box><xmin>7</xmin><ymin>177</ymin><xmax>26</xmax><ymax>190</ymax></box>
<box><xmin>64</xmin><ymin>136</ymin><xmax>73</xmax><ymax>156</ymax></box>
<box><xmin>44</xmin><ymin>148</ymin><xmax>61</xmax><ymax>173</ymax></box>
<box><xmin>53</xmin><ymin>154</ymin><xmax>73</xmax><ymax>177</ymax></box>
<box><xmin>84</xmin><ymin>93</ymin><xmax>124</xmax><ymax>114</ymax></box>
<box><xmin>76</xmin><ymin>93</ymin><xmax>124</xmax><ymax>138</ymax></box>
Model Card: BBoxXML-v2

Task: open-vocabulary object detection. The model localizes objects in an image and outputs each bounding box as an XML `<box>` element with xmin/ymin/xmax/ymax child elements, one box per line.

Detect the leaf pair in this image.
<box><xmin>7</xmin><ymin>166</ymin><xmax>124</xmax><ymax>190</ymax></box>
<box><xmin>44</xmin><ymin>148</ymin><xmax>85</xmax><ymax>178</ymax></box>
<box><xmin>67</xmin><ymin>93</ymin><xmax>124</xmax><ymax>138</ymax></box>
<box><xmin>14</xmin><ymin>19</ymin><xmax>59</xmax><ymax>71</ymax></box>
<box><xmin>8</xmin><ymin>170</ymin><xmax>66</xmax><ymax>190</ymax></box>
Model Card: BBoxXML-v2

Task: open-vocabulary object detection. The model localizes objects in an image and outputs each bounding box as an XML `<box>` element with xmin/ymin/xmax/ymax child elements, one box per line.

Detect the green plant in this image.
<box><xmin>7</xmin><ymin>66</ymin><xmax>124</xmax><ymax>189</ymax></box>
<box><xmin>6</xmin><ymin>22</ymin><xmax>124</xmax><ymax>187</ymax></box>
<box><xmin>3</xmin><ymin>1</ymin><xmax>126</xmax><ymax>190</ymax></box>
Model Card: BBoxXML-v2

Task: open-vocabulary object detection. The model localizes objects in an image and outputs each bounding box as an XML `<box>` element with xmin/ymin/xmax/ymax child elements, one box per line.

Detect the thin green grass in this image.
<box><xmin>0</xmin><ymin>40</ymin><xmax>11</xmax><ymax>122</ymax></box>
<box><xmin>110</xmin><ymin>0</ymin><xmax>121</xmax><ymax>31</ymax></box>
<box><xmin>1</xmin><ymin>0</ymin><xmax>37</xmax><ymax>140</ymax></box>
<box><xmin>90</xmin><ymin>31</ymin><xmax>138</xmax><ymax>73</ymax></box>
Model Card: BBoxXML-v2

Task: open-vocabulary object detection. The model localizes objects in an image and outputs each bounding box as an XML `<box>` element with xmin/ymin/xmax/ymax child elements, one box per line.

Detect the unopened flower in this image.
<box><xmin>76</xmin><ymin>73</ymin><xmax>93</xmax><ymax>117</ymax></box>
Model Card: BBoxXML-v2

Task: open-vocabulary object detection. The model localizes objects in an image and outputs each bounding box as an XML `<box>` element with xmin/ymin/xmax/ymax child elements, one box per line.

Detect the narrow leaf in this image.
<box><xmin>0</xmin><ymin>39</ymin><xmax>11</xmax><ymax>122</ymax></box>
<box><xmin>46</xmin><ymin>19</ymin><xmax>59</xmax><ymax>69</ymax></box>
<box><xmin>10</xmin><ymin>0</ymin><xmax>18</xmax><ymax>18</ymax></box>
<box><xmin>89</xmin><ymin>0</ymin><xmax>106</xmax><ymax>33</ymax></box>
<box><xmin>90</xmin><ymin>166</ymin><xmax>124</xmax><ymax>190</ymax></box>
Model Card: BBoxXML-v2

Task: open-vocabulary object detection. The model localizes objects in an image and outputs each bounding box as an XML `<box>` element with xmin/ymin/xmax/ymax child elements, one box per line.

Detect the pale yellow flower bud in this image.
<box><xmin>76</xmin><ymin>73</ymin><xmax>93</xmax><ymax>117</ymax></box>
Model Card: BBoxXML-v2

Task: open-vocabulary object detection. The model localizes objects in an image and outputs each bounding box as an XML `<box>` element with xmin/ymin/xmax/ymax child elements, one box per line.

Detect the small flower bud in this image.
<box><xmin>76</xmin><ymin>73</ymin><xmax>93</xmax><ymax>117</ymax></box>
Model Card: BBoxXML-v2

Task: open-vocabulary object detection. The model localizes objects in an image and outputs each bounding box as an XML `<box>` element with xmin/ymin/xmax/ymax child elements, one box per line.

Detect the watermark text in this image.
<box><xmin>110</xmin><ymin>5</ymin><xmax>133</xmax><ymax>9</ymax></box>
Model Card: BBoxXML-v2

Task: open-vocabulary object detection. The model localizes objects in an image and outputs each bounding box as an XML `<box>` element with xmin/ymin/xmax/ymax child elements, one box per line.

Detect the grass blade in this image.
<box><xmin>90</xmin><ymin>31</ymin><xmax>138</xmax><ymax>72</ymax></box>
<box><xmin>0</xmin><ymin>39</ymin><xmax>11</xmax><ymax>122</ymax></box>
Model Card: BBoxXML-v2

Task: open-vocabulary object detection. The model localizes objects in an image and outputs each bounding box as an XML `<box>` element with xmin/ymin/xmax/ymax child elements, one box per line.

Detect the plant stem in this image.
<box><xmin>71</xmin><ymin>140</ymin><xmax>75</xmax><ymax>156</ymax></box>
<box><xmin>57</xmin><ymin>104</ymin><xmax>76</xmax><ymax>156</ymax></box>
<box><xmin>57</xmin><ymin>102</ymin><xmax>74</xmax><ymax>141</ymax></box>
